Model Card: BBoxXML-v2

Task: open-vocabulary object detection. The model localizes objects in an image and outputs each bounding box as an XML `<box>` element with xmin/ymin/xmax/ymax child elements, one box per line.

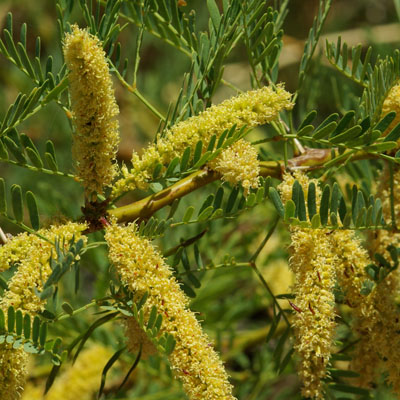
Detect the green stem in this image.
<box><xmin>108</xmin><ymin>147</ymin><xmax>382</xmax><ymax>226</ymax></box>
<box><xmin>250</xmin><ymin>260</ymin><xmax>290</xmax><ymax>326</ymax></box>
<box><xmin>250</xmin><ymin>216</ymin><xmax>280</xmax><ymax>262</ymax></box>
<box><xmin>177</xmin><ymin>262</ymin><xmax>252</xmax><ymax>277</ymax></box>
<box><xmin>0</xmin><ymin>158</ymin><xmax>76</xmax><ymax>179</ymax></box>
<box><xmin>112</xmin><ymin>66</ymin><xmax>165</xmax><ymax>122</ymax></box>
<box><xmin>57</xmin><ymin>300</ymin><xmax>98</xmax><ymax>321</ymax></box>
<box><xmin>131</xmin><ymin>88</ymin><xmax>166</xmax><ymax>122</ymax></box>
<box><xmin>109</xmin><ymin>162</ymin><xmax>282</xmax><ymax>223</ymax></box>
<box><xmin>109</xmin><ymin>168</ymin><xmax>221</xmax><ymax>223</ymax></box>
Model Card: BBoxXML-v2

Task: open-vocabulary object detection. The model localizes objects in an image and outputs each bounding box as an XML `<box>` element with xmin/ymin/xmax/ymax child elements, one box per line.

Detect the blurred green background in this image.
<box><xmin>1</xmin><ymin>1</ymin><xmax>400</xmax><ymax>399</ymax></box>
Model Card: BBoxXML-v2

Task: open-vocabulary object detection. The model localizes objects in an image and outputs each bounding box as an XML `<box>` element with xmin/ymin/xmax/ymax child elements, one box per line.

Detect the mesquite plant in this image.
<box><xmin>1</xmin><ymin>0</ymin><xmax>400</xmax><ymax>399</ymax></box>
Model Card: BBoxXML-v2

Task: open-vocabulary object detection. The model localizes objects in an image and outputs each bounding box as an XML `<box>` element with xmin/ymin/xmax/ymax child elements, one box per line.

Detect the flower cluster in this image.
<box><xmin>278</xmin><ymin>170</ymin><xmax>400</xmax><ymax>397</ymax></box>
<box><xmin>105</xmin><ymin>222</ymin><xmax>235</xmax><ymax>399</ymax></box>
<box><xmin>0</xmin><ymin>222</ymin><xmax>87</xmax><ymax>400</ymax></box>
<box><xmin>0</xmin><ymin>222</ymin><xmax>87</xmax><ymax>313</ymax></box>
<box><xmin>279</xmin><ymin>172</ymin><xmax>369</xmax><ymax>399</ymax></box>
<box><xmin>113</xmin><ymin>85</ymin><xmax>293</xmax><ymax>196</ymax></box>
<box><xmin>63</xmin><ymin>25</ymin><xmax>120</xmax><ymax>198</ymax></box>
<box><xmin>209</xmin><ymin>139</ymin><xmax>260</xmax><ymax>194</ymax></box>
<box><xmin>347</xmin><ymin>167</ymin><xmax>400</xmax><ymax>393</ymax></box>
<box><xmin>279</xmin><ymin>171</ymin><xmax>336</xmax><ymax>399</ymax></box>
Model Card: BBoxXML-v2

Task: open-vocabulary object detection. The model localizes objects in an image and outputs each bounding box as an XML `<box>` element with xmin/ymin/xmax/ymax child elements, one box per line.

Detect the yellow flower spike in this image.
<box><xmin>278</xmin><ymin>172</ymin><xmax>336</xmax><ymax>400</ymax></box>
<box><xmin>208</xmin><ymin>139</ymin><xmax>260</xmax><ymax>194</ymax></box>
<box><xmin>105</xmin><ymin>222</ymin><xmax>236</xmax><ymax>400</ymax></box>
<box><xmin>0</xmin><ymin>222</ymin><xmax>87</xmax><ymax>400</ymax></box>
<box><xmin>113</xmin><ymin>85</ymin><xmax>293</xmax><ymax>196</ymax></box>
<box><xmin>63</xmin><ymin>25</ymin><xmax>120</xmax><ymax>198</ymax></box>
<box><xmin>330</xmin><ymin>229</ymin><xmax>379</xmax><ymax>387</ymax></box>
<box><xmin>0</xmin><ymin>348</ymin><xmax>28</xmax><ymax>400</ymax></box>
<box><xmin>44</xmin><ymin>345</ymin><xmax>113</xmax><ymax>400</ymax></box>
<box><xmin>348</xmin><ymin>166</ymin><xmax>400</xmax><ymax>393</ymax></box>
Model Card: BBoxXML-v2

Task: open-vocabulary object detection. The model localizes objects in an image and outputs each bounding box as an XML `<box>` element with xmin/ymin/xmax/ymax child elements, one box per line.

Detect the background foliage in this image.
<box><xmin>1</xmin><ymin>0</ymin><xmax>400</xmax><ymax>399</ymax></box>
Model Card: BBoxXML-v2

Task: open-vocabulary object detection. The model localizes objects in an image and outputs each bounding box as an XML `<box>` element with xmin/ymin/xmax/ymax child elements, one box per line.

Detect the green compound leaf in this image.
<box><xmin>182</xmin><ymin>206</ymin><xmax>194</xmax><ymax>223</ymax></box>
<box><xmin>32</xmin><ymin>316</ymin><xmax>40</xmax><ymax>344</ymax></box>
<box><xmin>147</xmin><ymin>306</ymin><xmax>158</xmax><ymax>330</ymax></box>
<box><xmin>23</xmin><ymin>314</ymin><xmax>31</xmax><ymax>339</ymax></box>
<box><xmin>15</xmin><ymin>310</ymin><xmax>23</xmax><ymax>336</ymax></box>
<box><xmin>311</xmin><ymin>213</ymin><xmax>321</xmax><ymax>228</ymax></box>
<box><xmin>0</xmin><ymin>309</ymin><xmax>5</xmax><ymax>332</ymax></box>
<box><xmin>307</xmin><ymin>182</ymin><xmax>317</xmax><ymax>220</ymax></box>
<box><xmin>384</xmin><ymin>122</ymin><xmax>400</xmax><ymax>142</ymax></box>
<box><xmin>165</xmin><ymin>333</ymin><xmax>176</xmax><ymax>356</ymax></box>
<box><xmin>284</xmin><ymin>200</ymin><xmax>295</xmax><ymax>222</ymax></box>
<box><xmin>11</xmin><ymin>184</ymin><xmax>23</xmax><ymax>222</ymax></box>
<box><xmin>298</xmin><ymin>110</ymin><xmax>317</xmax><ymax>130</ymax></box>
<box><xmin>330</xmin><ymin>182</ymin><xmax>341</xmax><ymax>215</ymax></box>
<box><xmin>3</xmin><ymin>136</ymin><xmax>26</xmax><ymax>163</ymax></box>
<box><xmin>7</xmin><ymin>306</ymin><xmax>15</xmax><ymax>333</ymax></box>
<box><xmin>0</xmin><ymin>139</ymin><xmax>8</xmax><ymax>159</ymax></box>
<box><xmin>26</xmin><ymin>191</ymin><xmax>40</xmax><ymax>230</ymax></box>
<box><xmin>374</xmin><ymin>111</ymin><xmax>396</xmax><ymax>133</ymax></box>
<box><xmin>313</xmin><ymin>120</ymin><xmax>337</xmax><ymax>139</ymax></box>
<box><xmin>319</xmin><ymin>185</ymin><xmax>331</xmax><ymax>226</ymax></box>
<box><xmin>25</xmin><ymin>147</ymin><xmax>43</xmax><ymax>168</ymax></box>
<box><xmin>269</xmin><ymin>187</ymin><xmax>284</xmax><ymax>218</ymax></box>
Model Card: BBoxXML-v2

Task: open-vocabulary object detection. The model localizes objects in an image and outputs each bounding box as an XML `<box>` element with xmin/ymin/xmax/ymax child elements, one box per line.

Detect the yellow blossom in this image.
<box><xmin>21</xmin><ymin>382</ymin><xmax>42</xmax><ymax>400</ymax></box>
<box><xmin>0</xmin><ymin>222</ymin><xmax>87</xmax><ymax>313</ymax></box>
<box><xmin>330</xmin><ymin>229</ymin><xmax>378</xmax><ymax>386</ymax></box>
<box><xmin>347</xmin><ymin>166</ymin><xmax>400</xmax><ymax>393</ymax></box>
<box><xmin>113</xmin><ymin>85</ymin><xmax>293</xmax><ymax>196</ymax></box>
<box><xmin>45</xmin><ymin>344</ymin><xmax>113</xmax><ymax>400</ymax></box>
<box><xmin>208</xmin><ymin>139</ymin><xmax>260</xmax><ymax>194</ymax></box>
<box><xmin>63</xmin><ymin>25</ymin><xmax>120</xmax><ymax>198</ymax></box>
<box><xmin>0</xmin><ymin>348</ymin><xmax>28</xmax><ymax>400</ymax></box>
<box><xmin>0</xmin><ymin>222</ymin><xmax>87</xmax><ymax>400</ymax></box>
<box><xmin>105</xmin><ymin>222</ymin><xmax>236</xmax><ymax>399</ymax></box>
<box><xmin>279</xmin><ymin>172</ymin><xmax>336</xmax><ymax>400</ymax></box>
<box><xmin>382</xmin><ymin>82</ymin><xmax>400</xmax><ymax>134</ymax></box>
